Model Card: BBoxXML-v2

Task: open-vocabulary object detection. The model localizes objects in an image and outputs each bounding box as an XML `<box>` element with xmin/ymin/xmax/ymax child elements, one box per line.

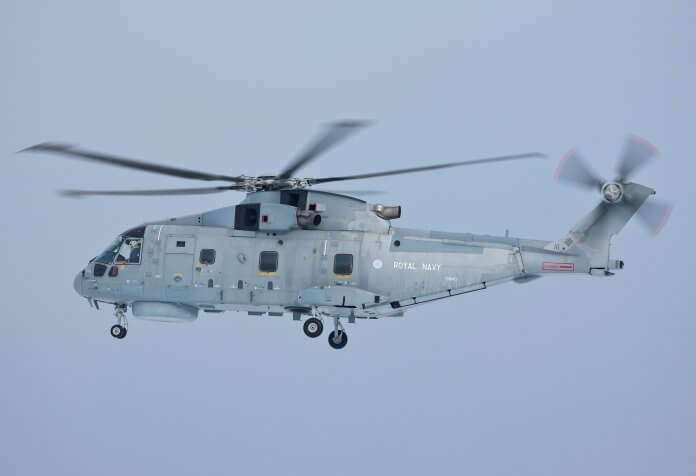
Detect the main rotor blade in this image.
<box><xmin>554</xmin><ymin>149</ymin><xmax>605</xmax><ymax>190</ymax></box>
<box><xmin>278</xmin><ymin>121</ymin><xmax>370</xmax><ymax>179</ymax></box>
<box><xmin>21</xmin><ymin>143</ymin><xmax>245</xmax><ymax>183</ymax></box>
<box><xmin>313</xmin><ymin>189</ymin><xmax>385</xmax><ymax>196</ymax></box>
<box><xmin>634</xmin><ymin>198</ymin><xmax>673</xmax><ymax>235</ymax></box>
<box><xmin>309</xmin><ymin>152</ymin><xmax>546</xmax><ymax>185</ymax></box>
<box><xmin>615</xmin><ymin>134</ymin><xmax>659</xmax><ymax>181</ymax></box>
<box><xmin>58</xmin><ymin>185</ymin><xmax>244</xmax><ymax>198</ymax></box>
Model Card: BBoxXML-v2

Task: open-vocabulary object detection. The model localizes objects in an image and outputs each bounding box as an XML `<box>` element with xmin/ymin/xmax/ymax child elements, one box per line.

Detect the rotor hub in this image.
<box><xmin>601</xmin><ymin>182</ymin><xmax>624</xmax><ymax>203</ymax></box>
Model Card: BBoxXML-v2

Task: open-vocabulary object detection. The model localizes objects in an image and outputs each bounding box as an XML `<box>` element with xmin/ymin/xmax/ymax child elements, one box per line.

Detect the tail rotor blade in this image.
<box><xmin>554</xmin><ymin>149</ymin><xmax>604</xmax><ymax>190</ymax></box>
<box><xmin>635</xmin><ymin>198</ymin><xmax>673</xmax><ymax>235</ymax></box>
<box><xmin>615</xmin><ymin>134</ymin><xmax>658</xmax><ymax>181</ymax></box>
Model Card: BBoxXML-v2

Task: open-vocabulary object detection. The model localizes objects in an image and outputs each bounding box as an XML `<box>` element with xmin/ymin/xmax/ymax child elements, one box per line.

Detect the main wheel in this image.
<box><xmin>303</xmin><ymin>318</ymin><xmax>323</xmax><ymax>338</ymax></box>
<box><xmin>327</xmin><ymin>330</ymin><xmax>348</xmax><ymax>349</ymax></box>
<box><xmin>110</xmin><ymin>324</ymin><xmax>126</xmax><ymax>339</ymax></box>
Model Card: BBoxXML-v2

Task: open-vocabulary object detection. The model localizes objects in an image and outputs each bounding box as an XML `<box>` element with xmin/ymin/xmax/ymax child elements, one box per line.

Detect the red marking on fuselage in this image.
<box><xmin>542</xmin><ymin>261</ymin><xmax>575</xmax><ymax>272</ymax></box>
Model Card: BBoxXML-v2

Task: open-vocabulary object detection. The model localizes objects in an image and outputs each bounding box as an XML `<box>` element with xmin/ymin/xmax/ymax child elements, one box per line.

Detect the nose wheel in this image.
<box><xmin>111</xmin><ymin>304</ymin><xmax>128</xmax><ymax>339</ymax></box>
<box><xmin>110</xmin><ymin>324</ymin><xmax>127</xmax><ymax>339</ymax></box>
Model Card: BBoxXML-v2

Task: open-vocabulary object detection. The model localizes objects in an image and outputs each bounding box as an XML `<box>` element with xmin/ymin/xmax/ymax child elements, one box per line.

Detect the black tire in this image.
<box><xmin>303</xmin><ymin>318</ymin><xmax>323</xmax><ymax>338</ymax></box>
<box><xmin>110</xmin><ymin>324</ymin><xmax>123</xmax><ymax>339</ymax></box>
<box><xmin>119</xmin><ymin>327</ymin><xmax>127</xmax><ymax>339</ymax></box>
<box><xmin>110</xmin><ymin>324</ymin><xmax>124</xmax><ymax>339</ymax></box>
<box><xmin>327</xmin><ymin>330</ymin><xmax>348</xmax><ymax>349</ymax></box>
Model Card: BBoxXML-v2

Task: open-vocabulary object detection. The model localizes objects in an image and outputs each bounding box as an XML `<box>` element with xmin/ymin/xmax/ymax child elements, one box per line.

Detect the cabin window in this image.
<box><xmin>259</xmin><ymin>251</ymin><xmax>278</xmax><ymax>273</ymax></box>
<box><xmin>334</xmin><ymin>254</ymin><xmax>353</xmax><ymax>275</ymax></box>
<box><xmin>200</xmin><ymin>249</ymin><xmax>216</xmax><ymax>265</ymax></box>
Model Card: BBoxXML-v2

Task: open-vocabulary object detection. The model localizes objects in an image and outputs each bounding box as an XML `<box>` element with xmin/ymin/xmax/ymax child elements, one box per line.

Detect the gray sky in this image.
<box><xmin>2</xmin><ymin>1</ymin><xmax>695</xmax><ymax>475</ymax></box>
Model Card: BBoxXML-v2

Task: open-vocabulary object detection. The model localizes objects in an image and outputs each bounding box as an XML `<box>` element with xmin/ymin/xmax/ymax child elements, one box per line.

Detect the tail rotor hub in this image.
<box><xmin>601</xmin><ymin>182</ymin><xmax>624</xmax><ymax>203</ymax></box>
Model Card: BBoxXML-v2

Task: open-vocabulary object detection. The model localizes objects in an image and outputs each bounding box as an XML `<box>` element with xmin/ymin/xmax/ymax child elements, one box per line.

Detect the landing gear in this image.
<box><xmin>111</xmin><ymin>304</ymin><xmax>128</xmax><ymax>339</ymax></box>
<box><xmin>303</xmin><ymin>317</ymin><xmax>323</xmax><ymax>338</ymax></box>
<box><xmin>301</xmin><ymin>311</ymin><xmax>349</xmax><ymax>349</ymax></box>
<box><xmin>110</xmin><ymin>324</ymin><xmax>127</xmax><ymax>339</ymax></box>
<box><xmin>328</xmin><ymin>317</ymin><xmax>348</xmax><ymax>350</ymax></box>
<box><xmin>328</xmin><ymin>330</ymin><xmax>348</xmax><ymax>349</ymax></box>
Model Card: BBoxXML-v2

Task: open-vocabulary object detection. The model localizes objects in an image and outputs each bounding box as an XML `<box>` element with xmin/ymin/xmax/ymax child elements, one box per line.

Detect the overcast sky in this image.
<box><xmin>2</xmin><ymin>1</ymin><xmax>695</xmax><ymax>475</ymax></box>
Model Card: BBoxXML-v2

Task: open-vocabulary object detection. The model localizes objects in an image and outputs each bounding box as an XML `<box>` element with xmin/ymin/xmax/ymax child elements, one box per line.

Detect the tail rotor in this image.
<box><xmin>555</xmin><ymin>135</ymin><xmax>672</xmax><ymax>235</ymax></box>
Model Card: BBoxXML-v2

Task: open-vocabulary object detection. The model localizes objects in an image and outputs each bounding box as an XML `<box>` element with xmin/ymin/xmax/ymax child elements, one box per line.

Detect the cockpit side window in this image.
<box><xmin>115</xmin><ymin>238</ymin><xmax>143</xmax><ymax>264</ymax></box>
<box><xmin>95</xmin><ymin>228</ymin><xmax>146</xmax><ymax>265</ymax></box>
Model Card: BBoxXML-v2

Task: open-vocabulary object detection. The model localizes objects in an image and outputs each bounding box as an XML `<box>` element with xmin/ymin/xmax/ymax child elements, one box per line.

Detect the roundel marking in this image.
<box><xmin>372</xmin><ymin>259</ymin><xmax>383</xmax><ymax>270</ymax></box>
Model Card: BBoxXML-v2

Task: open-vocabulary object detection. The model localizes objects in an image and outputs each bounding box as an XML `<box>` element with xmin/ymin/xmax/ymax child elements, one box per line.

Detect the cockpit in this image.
<box><xmin>74</xmin><ymin>225</ymin><xmax>147</xmax><ymax>299</ymax></box>
<box><xmin>92</xmin><ymin>226</ymin><xmax>145</xmax><ymax>265</ymax></box>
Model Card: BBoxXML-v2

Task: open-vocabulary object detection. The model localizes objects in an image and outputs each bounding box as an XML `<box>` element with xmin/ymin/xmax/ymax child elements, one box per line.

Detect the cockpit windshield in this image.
<box><xmin>94</xmin><ymin>226</ymin><xmax>145</xmax><ymax>264</ymax></box>
<box><xmin>95</xmin><ymin>238</ymin><xmax>122</xmax><ymax>264</ymax></box>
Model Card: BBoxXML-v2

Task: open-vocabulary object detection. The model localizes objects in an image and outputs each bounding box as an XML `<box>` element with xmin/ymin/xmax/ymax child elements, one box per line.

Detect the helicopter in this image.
<box><xmin>22</xmin><ymin>122</ymin><xmax>672</xmax><ymax>349</ymax></box>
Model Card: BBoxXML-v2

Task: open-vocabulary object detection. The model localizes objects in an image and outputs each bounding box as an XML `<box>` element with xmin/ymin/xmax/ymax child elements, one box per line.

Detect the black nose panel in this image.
<box><xmin>94</xmin><ymin>263</ymin><xmax>107</xmax><ymax>277</ymax></box>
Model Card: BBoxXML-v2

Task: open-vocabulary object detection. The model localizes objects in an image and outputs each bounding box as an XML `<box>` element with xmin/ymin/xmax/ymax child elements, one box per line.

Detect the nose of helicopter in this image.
<box><xmin>73</xmin><ymin>271</ymin><xmax>84</xmax><ymax>296</ymax></box>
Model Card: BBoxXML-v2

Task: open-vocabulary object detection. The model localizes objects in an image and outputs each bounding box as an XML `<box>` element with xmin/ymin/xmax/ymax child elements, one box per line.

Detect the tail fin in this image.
<box><xmin>546</xmin><ymin>183</ymin><xmax>655</xmax><ymax>268</ymax></box>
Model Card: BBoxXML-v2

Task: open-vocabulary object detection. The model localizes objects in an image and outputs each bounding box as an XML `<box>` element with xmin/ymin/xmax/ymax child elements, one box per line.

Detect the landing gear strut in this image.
<box><xmin>328</xmin><ymin>317</ymin><xmax>348</xmax><ymax>350</ymax></box>
<box><xmin>111</xmin><ymin>304</ymin><xmax>128</xmax><ymax>339</ymax></box>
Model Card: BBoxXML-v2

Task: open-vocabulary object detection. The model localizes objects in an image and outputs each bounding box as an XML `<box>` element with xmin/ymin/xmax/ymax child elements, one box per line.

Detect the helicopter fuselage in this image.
<box><xmin>73</xmin><ymin>190</ymin><xmax>602</xmax><ymax>323</ymax></box>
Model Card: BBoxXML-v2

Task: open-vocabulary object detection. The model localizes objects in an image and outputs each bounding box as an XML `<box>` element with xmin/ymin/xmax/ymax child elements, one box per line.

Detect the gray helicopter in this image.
<box><xmin>23</xmin><ymin>123</ymin><xmax>671</xmax><ymax>349</ymax></box>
